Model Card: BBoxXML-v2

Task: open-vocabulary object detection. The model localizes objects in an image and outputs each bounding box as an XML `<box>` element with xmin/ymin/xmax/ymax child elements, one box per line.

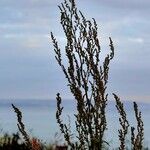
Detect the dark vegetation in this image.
<box><xmin>51</xmin><ymin>0</ymin><xmax>145</xmax><ymax>149</ymax></box>
<box><xmin>0</xmin><ymin>0</ymin><xmax>148</xmax><ymax>149</ymax></box>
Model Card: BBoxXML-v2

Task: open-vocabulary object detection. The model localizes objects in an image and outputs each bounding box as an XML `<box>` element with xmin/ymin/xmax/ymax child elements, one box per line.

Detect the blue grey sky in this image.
<box><xmin>0</xmin><ymin>0</ymin><xmax>150</xmax><ymax>102</ymax></box>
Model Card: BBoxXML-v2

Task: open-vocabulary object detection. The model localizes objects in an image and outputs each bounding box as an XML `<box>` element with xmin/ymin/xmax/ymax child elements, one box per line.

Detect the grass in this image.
<box><xmin>0</xmin><ymin>132</ymin><xmax>68</xmax><ymax>150</ymax></box>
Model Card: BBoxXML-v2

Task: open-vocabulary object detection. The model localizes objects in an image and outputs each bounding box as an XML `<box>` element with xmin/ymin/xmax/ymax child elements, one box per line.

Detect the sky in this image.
<box><xmin>0</xmin><ymin>0</ymin><xmax>150</xmax><ymax>102</ymax></box>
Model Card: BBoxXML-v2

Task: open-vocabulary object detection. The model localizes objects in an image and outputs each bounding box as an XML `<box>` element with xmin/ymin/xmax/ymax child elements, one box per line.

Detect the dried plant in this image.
<box><xmin>9</xmin><ymin>0</ymin><xmax>146</xmax><ymax>148</ymax></box>
<box><xmin>113</xmin><ymin>94</ymin><xmax>144</xmax><ymax>150</ymax></box>
<box><xmin>131</xmin><ymin>102</ymin><xmax>144</xmax><ymax>150</ymax></box>
<box><xmin>113</xmin><ymin>94</ymin><xmax>129</xmax><ymax>150</ymax></box>
<box><xmin>12</xmin><ymin>104</ymin><xmax>31</xmax><ymax>149</ymax></box>
<box><xmin>51</xmin><ymin>0</ymin><xmax>114</xmax><ymax>149</ymax></box>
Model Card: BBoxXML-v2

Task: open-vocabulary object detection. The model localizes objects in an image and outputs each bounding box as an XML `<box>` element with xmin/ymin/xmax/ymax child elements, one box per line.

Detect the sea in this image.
<box><xmin>0</xmin><ymin>99</ymin><xmax>149</xmax><ymax>148</ymax></box>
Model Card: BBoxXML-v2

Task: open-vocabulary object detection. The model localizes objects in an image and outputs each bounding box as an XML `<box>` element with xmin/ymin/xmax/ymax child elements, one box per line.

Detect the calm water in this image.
<box><xmin>0</xmin><ymin>99</ymin><xmax>149</xmax><ymax>148</ymax></box>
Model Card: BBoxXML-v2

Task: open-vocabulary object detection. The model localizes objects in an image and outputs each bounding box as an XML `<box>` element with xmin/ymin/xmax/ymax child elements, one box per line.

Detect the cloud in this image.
<box><xmin>23</xmin><ymin>38</ymin><xmax>43</xmax><ymax>48</ymax></box>
<box><xmin>128</xmin><ymin>37</ymin><xmax>144</xmax><ymax>44</ymax></box>
<box><xmin>0</xmin><ymin>0</ymin><xmax>150</xmax><ymax>101</ymax></box>
<box><xmin>95</xmin><ymin>0</ymin><xmax>150</xmax><ymax>11</ymax></box>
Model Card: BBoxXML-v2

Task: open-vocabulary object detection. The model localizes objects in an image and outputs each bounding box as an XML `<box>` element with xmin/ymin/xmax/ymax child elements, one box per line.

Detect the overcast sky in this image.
<box><xmin>0</xmin><ymin>0</ymin><xmax>150</xmax><ymax>102</ymax></box>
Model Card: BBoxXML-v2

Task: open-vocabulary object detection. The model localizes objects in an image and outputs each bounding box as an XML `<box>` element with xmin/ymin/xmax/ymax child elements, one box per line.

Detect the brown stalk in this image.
<box><xmin>51</xmin><ymin>0</ymin><xmax>114</xmax><ymax>149</ymax></box>
<box><xmin>12</xmin><ymin>104</ymin><xmax>31</xmax><ymax>149</ymax></box>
